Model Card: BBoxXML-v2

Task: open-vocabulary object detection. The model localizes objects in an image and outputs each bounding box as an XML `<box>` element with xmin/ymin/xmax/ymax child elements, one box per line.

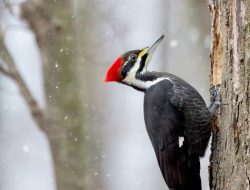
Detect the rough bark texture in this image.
<box><xmin>209</xmin><ymin>0</ymin><xmax>250</xmax><ymax>189</ymax></box>
<box><xmin>21</xmin><ymin>1</ymin><xmax>87</xmax><ymax>190</ymax></box>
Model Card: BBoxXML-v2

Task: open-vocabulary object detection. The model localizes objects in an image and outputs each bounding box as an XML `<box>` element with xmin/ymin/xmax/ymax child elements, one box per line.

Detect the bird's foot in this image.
<box><xmin>208</xmin><ymin>84</ymin><xmax>221</xmax><ymax>114</ymax></box>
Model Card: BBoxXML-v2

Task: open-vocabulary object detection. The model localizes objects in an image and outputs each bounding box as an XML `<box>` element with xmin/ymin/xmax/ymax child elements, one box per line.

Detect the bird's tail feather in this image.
<box><xmin>158</xmin><ymin>142</ymin><xmax>202</xmax><ymax>190</ymax></box>
<box><xmin>179</xmin><ymin>150</ymin><xmax>201</xmax><ymax>190</ymax></box>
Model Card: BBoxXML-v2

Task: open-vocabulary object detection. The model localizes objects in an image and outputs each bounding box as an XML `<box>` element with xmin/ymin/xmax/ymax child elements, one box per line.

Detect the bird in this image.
<box><xmin>104</xmin><ymin>34</ymin><xmax>213</xmax><ymax>190</ymax></box>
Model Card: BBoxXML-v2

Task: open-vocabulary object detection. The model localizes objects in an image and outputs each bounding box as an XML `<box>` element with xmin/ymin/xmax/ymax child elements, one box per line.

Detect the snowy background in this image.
<box><xmin>0</xmin><ymin>0</ymin><xmax>211</xmax><ymax>190</ymax></box>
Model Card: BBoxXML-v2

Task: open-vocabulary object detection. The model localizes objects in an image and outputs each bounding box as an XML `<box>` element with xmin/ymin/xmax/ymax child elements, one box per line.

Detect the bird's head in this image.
<box><xmin>104</xmin><ymin>34</ymin><xmax>165</xmax><ymax>84</ymax></box>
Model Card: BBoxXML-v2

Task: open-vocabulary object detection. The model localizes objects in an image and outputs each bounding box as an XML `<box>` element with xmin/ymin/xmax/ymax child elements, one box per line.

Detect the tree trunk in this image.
<box><xmin>209</xmin><ymin>0</ymin><xmax>250</xmax><ymax>189</ymax></box>
<box><xmin>21</xmin><ymin>1</ymin><xmax>87</xmax><ymax>190</ymax></box>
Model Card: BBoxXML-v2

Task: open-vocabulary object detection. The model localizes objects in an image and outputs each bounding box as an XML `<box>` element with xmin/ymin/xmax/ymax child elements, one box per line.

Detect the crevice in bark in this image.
<box><xmin>208</xmin><ymin>0</ymin><xmax>250</xmax><ymax>189</ymax></box>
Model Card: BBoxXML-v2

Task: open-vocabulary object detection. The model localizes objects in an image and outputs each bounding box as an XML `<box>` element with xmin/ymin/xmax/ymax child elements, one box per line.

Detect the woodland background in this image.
<box><xmin>0</xmin><ymin>0</ymin><xmax>212</xmax><ymax>190</ymax></box>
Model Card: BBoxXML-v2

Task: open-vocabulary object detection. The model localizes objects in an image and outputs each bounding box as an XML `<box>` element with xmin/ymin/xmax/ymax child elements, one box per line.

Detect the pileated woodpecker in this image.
<box><xmin>104</xmin><ymin>34</ymin><xmax>213</xmax><ymax>190</ymax></box>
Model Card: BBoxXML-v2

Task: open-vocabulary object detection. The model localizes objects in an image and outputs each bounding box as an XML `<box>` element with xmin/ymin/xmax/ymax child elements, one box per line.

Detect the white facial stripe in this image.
<box><xmin>123</xmin><ymin>76</ymin><xmax>173</xmax><ymax>90</ymax></box>
<box><xmin>122</xmin><ymin>58</ymin><xmax>140</xmax><ymax>83</ymax></box>
<box><xmin>129</xmin><ymin>58</ymin><xmax>141</xmax><ymax>73</ymax></box>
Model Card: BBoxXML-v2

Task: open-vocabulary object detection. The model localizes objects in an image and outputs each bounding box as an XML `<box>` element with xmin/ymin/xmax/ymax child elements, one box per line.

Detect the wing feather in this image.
<box><xmin>144</xmin><ymin>79</ymin><xmax>207</xmax><ymax>190</ymax></box>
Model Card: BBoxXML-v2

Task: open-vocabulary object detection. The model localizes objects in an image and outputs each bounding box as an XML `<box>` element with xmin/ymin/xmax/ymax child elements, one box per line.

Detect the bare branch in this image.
<box><xmin>0</xmin><ymin>58</ymin><xmax>13</xmax><ymax>77</ymax></box>
<box><xmin>3</xmin><ymin>0</ymin><xmax>17</xmax><ymax>17</ymax></box>
<box><xmin>0</xmin><ymin>48</ymin><xmax>47</xmax><ymax>132</ymax></box>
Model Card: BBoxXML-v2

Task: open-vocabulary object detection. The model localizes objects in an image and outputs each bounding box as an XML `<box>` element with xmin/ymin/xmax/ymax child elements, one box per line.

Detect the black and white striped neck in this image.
<box><xmin>122</xmin><ymin>71</ymin><xmax>173</xmax><ymax>92</ymax></box>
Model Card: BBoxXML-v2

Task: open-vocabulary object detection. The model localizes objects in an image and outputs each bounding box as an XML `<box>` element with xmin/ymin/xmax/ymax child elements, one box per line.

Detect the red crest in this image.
<box><xmin>104</xmin><ymin>56</ymin><xmax>124</xmax><ymax>82</ymax></box>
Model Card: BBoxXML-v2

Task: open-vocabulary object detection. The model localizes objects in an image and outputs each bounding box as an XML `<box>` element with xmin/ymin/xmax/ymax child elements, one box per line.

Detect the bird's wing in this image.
<box><xmin>144</xmin><ymin>79</ymin><xmax>202</xmax><ymax>190</ymax></box>
<box><xmin>144</xmin><ymin>80</ymin><xmax>185</xmax><ymax>189</ymax></box>
<box><xmin>167</xmin><ymin>77</ymin><xmax>212</xmax><ymax>156</ymax></box>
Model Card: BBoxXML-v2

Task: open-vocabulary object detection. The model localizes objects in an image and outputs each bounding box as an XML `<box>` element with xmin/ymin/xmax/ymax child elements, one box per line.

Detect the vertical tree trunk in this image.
<box><xmin>209</xmin><ymin>0</ymin><xmax>250</xmax><ymax>189</ymax></box>
<box><xmin>21</xmin><ymin>1</ymin><xmax>87</xmax><ymax>190</ymax></box>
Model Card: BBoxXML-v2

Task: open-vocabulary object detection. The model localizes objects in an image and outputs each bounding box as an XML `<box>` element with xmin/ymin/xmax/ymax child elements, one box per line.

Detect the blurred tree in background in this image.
<box><xmin>23</xmin><ymin>1</ymin><xmax>87</xmax><ymax>189</ymax></box>
<box><xmin>1</xmin><ymin>0</ymin><xmax>92</xmax><ymax>189</ymax></box>
<box><xmin>0</xmin><ymin>0</ymin><xmax>214</xmax><ymax>190</ymax></box>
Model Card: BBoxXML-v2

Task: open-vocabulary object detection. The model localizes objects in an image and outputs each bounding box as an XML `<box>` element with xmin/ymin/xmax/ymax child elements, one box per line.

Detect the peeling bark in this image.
<box><xmin>209</xmin><ymin>0</ymin><xmax>250</xmax><ymax>189</ymax></box>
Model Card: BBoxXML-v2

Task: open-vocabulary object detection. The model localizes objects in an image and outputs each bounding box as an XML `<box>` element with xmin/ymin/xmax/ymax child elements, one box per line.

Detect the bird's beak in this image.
<box><xmin>146</xmin><ymin>33</ymin><xmax>165</xmax><ymax>55</ymax></box>
<box><xmin>142</xmin><ymin>34</ymin><xmax>165</xmax><ymax>68</ymax></box>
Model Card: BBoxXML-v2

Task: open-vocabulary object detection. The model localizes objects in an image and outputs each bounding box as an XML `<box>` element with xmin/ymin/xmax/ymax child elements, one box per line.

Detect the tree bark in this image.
<box><xmin>209</xmin><ymin>0</ymin><xmax>250</xmax><ymax>189</ymax></box>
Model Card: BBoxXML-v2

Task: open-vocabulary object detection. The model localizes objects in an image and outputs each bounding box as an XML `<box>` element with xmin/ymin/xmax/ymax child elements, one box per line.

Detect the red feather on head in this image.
<box><xmin>104</xmin><ymin>56</ymin><xmax>124</xmax><ymax>82</ymax></box>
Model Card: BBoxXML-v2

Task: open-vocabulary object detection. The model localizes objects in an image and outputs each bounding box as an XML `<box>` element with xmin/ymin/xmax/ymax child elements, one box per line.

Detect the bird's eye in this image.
<box><xmin>129</xmin><ymin>54</ymin><xmax>137</xmax><ymax>61</ymax></box>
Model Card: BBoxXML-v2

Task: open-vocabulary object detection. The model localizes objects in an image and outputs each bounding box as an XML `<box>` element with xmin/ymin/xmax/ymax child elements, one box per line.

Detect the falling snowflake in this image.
<box><xmin>169</xmin><ymin>40</ymin><xmax>178</xmax><ymax>48</ymax></box>
<box><xmin>22</xmin><ymin>145</ymin><xmax>30</xmax><ymax>153</ymax></box>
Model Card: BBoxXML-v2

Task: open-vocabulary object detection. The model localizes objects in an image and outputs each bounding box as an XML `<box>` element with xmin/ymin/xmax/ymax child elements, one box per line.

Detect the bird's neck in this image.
<box><xmin>122</xmin><ymin>71</ymin><xmax>165</xmax><ymax>92</ymax></box>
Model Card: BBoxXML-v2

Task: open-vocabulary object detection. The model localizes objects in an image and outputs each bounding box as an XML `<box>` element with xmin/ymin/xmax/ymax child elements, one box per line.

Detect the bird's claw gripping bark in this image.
<box><xmin>209</xmin><ymin>84</ymin><xmax>221</xmax><ymax>114</ymax></box>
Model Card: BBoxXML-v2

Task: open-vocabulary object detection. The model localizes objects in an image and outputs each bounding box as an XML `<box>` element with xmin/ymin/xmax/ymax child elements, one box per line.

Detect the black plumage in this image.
<box><xmin>143</xmin><ymin>72</ymin><xmax>211</xmax><ymax>190</ymax></box>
